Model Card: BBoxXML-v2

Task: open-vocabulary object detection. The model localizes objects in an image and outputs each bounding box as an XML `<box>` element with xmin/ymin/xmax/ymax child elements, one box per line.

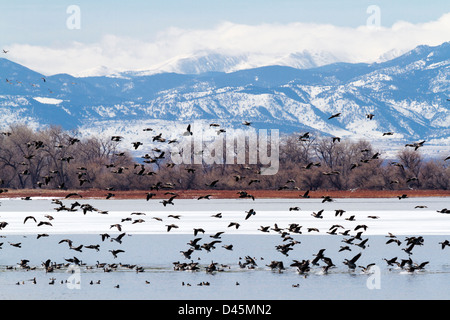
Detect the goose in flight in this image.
<box><xmin>439</xmin><ymin>240</ymin><xmax>449</xmax><ymax>249</ymax></box>
<box><xmin>328</xmin><ymin>112</ymin><xmax>341</xmax><ymax>120</ymax></box>
<box><xmin>227</xmin><ymin>222</ymin><xmax>240</xmax><ymax>229</ymax></box>
<box><xmin>23</xmin><ymin>216</ymin><xmax>37</xmax><ymax>224</ymax></box>
<box><xmin>245</xmin><ymin>209</ymin><xmax>256</xmax><ymax>220</ymax></box>
<box><xmin>300</xmin><ymin>190</ymin><xmax>310</xmax><ymax>198</ymax></box>
<box><xmin>183</xmin><ymin>124</ymin><xmax>193</xmax><ymax>136</ymax></box>
<box><xmin>383</xmin><ymin>257</ymin><xmax>398</xmax><ymax>266</ymax></box>
<box><xmin>109</xmin><ymin>249</ymin><xmax>125</xmax><ymax>259</ymax></box>
<box><xmin>210</xmin><ymin>231</ymin><xmax>224</xmax><ymax>239</ymax></box>
<box><xmin>193</xmin><ymin>228</ymin><xmax>205</xmax><ymax>236</ymax></box>
<box><xmin>311</xmin><ymin>209</ymin><xmax>324</xmax><ymax>219</ymax></box>
<box><xmin>166</xmin><ymin>224</ymin><xmax>179</xmax><ymax>232</ymax></box>
<box><xmin>343</xmin><ymin>252</ymin><xmax>362</xmax><ymax>270</ymax></box>
<box><xmin>197</xmin><ymin>194</ymin><xmax>212</xmax><ymax>200</ymax></box>
<box><xmin>37</xmin><ymin>221</ymin><xmax>52</xmax><ymax>227</ymax></box>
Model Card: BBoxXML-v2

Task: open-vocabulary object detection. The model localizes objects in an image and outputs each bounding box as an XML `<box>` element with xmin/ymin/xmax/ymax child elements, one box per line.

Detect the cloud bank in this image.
<box><xmin>6</xmin><ymin>12</ymin><xmax>450</xmax><ymax>76</ymax></box>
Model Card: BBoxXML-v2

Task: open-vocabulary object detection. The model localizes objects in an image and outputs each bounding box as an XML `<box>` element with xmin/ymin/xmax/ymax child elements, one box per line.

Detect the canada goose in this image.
<box><xmin>343</xmin><ymin>252</ymin><xmax>362</xmax><ymax>270</ymax></box>
<box><xmin>299</xmin><ymin>132</ymin><xmax>310</xmax><ymax>140</ymax></box>
<box><xmin>366</xmin><ymin>113</ymin><xmax>375</xmax><ymax>120</ymax></box>
<box><xmin>210</xmin><ymin>231</ymin><xmax>224</xmax><ymax>239</ymax></box>
<box><xmin>59</xmin><ymin>239</ymin><xmax>73</xmax><ymax>247</ymax></box>
<box><xmin>310</xmin><ymin>249</ymin><xmax>326</xmax><ymax>266</ymax></box>
<box><xmin>258</xmin><ymin>226</ymin><xmax>270</xmax><ymax>233</ymax></box>
<box><xmin>2</xmin><ymin>49</ymin><xmax>8</xmax><ymax>54</ymax></box>
<box><xmin>111</xmin><ymin>233</ymin><xmax>126</xmax><ymax>244</ymax></box>
<box><xmin>197</xmin><ymin>195</ymin><xmax>212</xmax><ymax>200</ymax></box>
<box><xmin>211</xmin><ymin>212</ymin><xmax>222</xmax><ymax>218</ymax></box>
<box><xmin>201</xmin><ymin>240</ymin><xmax>221</xmax><ymax>252</ymax></box>
<box><xmin>383</xmin><ymin>132</ymin><xmax>394</xmax><ymax>136</ymax></box>
<box><xmin>397</xmin><ymin>194</ymin><xmax>408</xmax><ymax>200</ymax></box>
<box><xmin>289</xmin><ymin>207</ymin><xmax>300</xmax><ymax>211</ymax></box>
<box><xmin>227</xmin><ymin>222</ymin><xmax>240</xmax><ymax>229</ymax></box>
<box><xmin>242</xmin><ymin>121</ymin><xmax>251</xmax><ymax>126</ymax></box>
<box><xmin>37</xmin><ymin>221</ymin><xmax>52</xmax><ymax>227</ymax></box>
<box><xmin>332</xmin><ymin>137</ymin><xmax>341</xmax><ymax>143</ymax></box>
<box><xmin>109</xmin><ymin>249</ymin><xmax>125</xmax><ymax>259</ymax></box>
<box><xmin>180</xmin><ymin>248</ymin><xmax>194</xmax><ymax>259</ymax></box>
<box><xmin>160</xmin><ymin>195</ymin><xmax>177</xmax><ymax>206</ymax></box>
<box><xmin>339</xmin><ymin>246</ymin><xmax>351</xmax><ymax>252</ymax></box>
<box><xmin>85</xmin><ymin>244</ymin><xmax>100</xmax><ymax>252</ymax></box>
<box><xmin>193</xmin><ymin>228</ymin><xmax>205</xmax><ymax>236</ymax></box>
<box><xmin>321</xmin><ymin>195</ymin><xmax>333</xmax><ymax>203</ymax></box>
<box><xmin>439</xmin><ymin>240</ymin><xmax>449</xmax><ymax>249</ymax></box>
<box><xmin>358</xmin><ymin>263</ymin><xmax>376</xmax><ymax>273</ymax></box>
<box><xmin>386</xmin><ymin>238</ymin><xmax>402</xmax><ymax>246</ymax></box>
<box><xmin>402</xmin><ymin>243</ymin><xmax>416</xmax><ymax>255</ymax></box>
<box><xmin>222</xmin><ymin>244</ymin><xmax>233</xmax><ymax>250</ymax></box>
<box><xmin>111</xmin><ymin>136</ymin><xmax>123</xmax><ymax>142</ymax></box>
<box><xmin>327</xmin><ymin>227</ymin><xmax>338</xmax><ymax>235</ymax></box>
<box><xmin>65</xmin><ymin>192</ymin><xmax>82</xmax><ymax>199</ymax></box>
<box><xmin>183</xmin><ymin>124</ymin><xmax>193</xmax><ymax>136</ymax></box>
<box><xmin>311</xmin><ymin>209</ymin><xmax>324</xmax><ymax>219</ymax></box>
<box><xmin>132</xmin><ymin>141</ymin><xmax>143</xmax><ymax>150</ymax></box>
<box><xmin>355</xmin><ymin>238</ymin><xmax>369</xmax><ymax>249</ymax></box>
<box><xmin>300</xmin><ymin>190</ymin><xmax>310</xmax><ymax>198</ymax></box>
<box><xmin>9</xmin><ymin>242</ymin><xmax>22</xmax><ymax>248</ymax></box>
<box><xmin>345</xmin><ymin>215</ymin><xmax>356</xmax><ymax>221</ymax></box>
<box><xmin>23</xmin><ymin>216</ymin><xmax>37</xmax><ymax>224</ymax></box>
<box><xmin>205</xmin><ymin>180</ymin><xmax>219</xmax><ymax>187</ymax></box>
<box><xmin>166</xmin><ymin>224</ymin><xmax>179</xmax><ymax>232</ymax></box>
<box><xmin>70</xmin><ymin>244</ymin><xmax>83</xmax><ymax>252</ymax></box>
<box><xmin>405</xmin><ymin>140</ymin><xmax>425</xmax><ymax>151</ymax></box>
<box><xmin>334</xmin><ymin>209</ymin><xmax>345</xmax><ymax>217</ymax></box>
<box><xmin>146</xmin><ymin>192</ymin><xmax>156</xmax><ymax>201</ymax></box>
<box><xmin>328</xmin><ymin>112</ymin><xmax>341</xmax><ymax>120</ymax></box>
<box><xmin>383</xmin><ymin>257</ymin><xmax>398</xmax><ymax>266</ymax></box>
<box><xmin>245</xmin><ymin>209</ymin><xmax>256</xmax><ymax>220</ymax></box>
<box><xmin>110</xmin><ymin>224</ymin><xmax>122</xmax><ymax>232</ymax></box>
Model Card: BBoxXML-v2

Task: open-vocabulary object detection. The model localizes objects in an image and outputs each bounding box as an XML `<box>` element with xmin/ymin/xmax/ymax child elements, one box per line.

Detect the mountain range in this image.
<box><xmin>0</xmin><ymin>41</ymin><xmax>449</xmax><ymax>158</ymax></box>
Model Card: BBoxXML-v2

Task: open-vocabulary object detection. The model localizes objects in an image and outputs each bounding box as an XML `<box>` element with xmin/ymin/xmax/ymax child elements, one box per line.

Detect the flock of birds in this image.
<box><xmin>0</xmin><ymin>183</ymin><xmax>449</xmax><ymax>289</ymax></box>
<box><xmin>1</xmin><ymin>48</ymin><xmax>449</xmax><ymax>291</ymax></box>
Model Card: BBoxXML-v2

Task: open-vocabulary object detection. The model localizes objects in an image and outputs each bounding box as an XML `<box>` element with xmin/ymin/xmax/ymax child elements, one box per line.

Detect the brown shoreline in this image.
<box><xmin>0</xmin><ymin>188</ymin><xmax>448</xmax><ymax>200</ymax></box>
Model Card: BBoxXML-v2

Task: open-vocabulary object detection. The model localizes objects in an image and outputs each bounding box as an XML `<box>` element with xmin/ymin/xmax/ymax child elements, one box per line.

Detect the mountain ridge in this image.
<box><xmin>0</xmin><ymin>42</ymin><xmax>449</xmax><ymax>158</ymax></box>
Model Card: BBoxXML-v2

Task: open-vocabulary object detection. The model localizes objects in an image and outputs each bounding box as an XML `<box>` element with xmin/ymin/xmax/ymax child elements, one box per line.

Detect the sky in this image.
<box><xmin>1</xmin><ymin>0</ymin><xmax>449</xmax><ymax>75</ymax></box>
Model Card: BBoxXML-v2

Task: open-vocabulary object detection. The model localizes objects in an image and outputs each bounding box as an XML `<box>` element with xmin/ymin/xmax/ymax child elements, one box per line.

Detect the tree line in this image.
<box><xmin>0</xmin><ymin>124</ymin><xmax>448</xmax><ymax>191</ymax></box>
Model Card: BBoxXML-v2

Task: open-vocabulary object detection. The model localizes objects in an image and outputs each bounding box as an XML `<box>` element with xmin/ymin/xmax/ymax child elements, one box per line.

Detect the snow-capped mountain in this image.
<box><xmin>0</xmin><ymin>42</ymin><xmax>449</xmax><ymax>157</ymax></box>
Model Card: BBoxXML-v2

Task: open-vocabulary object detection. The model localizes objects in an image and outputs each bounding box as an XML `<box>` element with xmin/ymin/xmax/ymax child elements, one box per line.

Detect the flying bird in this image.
<box><xmin>245</xmin><ymin>209</ymin><xmax>256</xmax><ymax>220</ymax></box>
<box><xmin>328</xmin><ymin>112</ymin><xmax>341</xmax><ymax>120</ymax></box>
<box><xmin>23</xmin><ymin>216</ymin><xmax>37</xmax><ymax>224</ymax></box>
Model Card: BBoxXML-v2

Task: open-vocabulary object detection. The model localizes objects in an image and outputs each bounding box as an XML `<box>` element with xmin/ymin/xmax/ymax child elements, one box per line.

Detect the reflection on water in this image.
<box><xmin>0</xmin><ymin>234</ymin><xmax>448</xmax><ymax>300</ymax></box>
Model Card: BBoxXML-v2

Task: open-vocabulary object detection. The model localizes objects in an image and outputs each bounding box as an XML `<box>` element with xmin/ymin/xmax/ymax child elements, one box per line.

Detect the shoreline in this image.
<box><xmin>0</xmin><ymin>188</ymin><xmax>448</xmax><ymax>200</ymax></box>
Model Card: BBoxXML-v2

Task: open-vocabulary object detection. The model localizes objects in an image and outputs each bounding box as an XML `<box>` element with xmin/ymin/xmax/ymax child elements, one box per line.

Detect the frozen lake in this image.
<box><xmin>0</xmin><ymin>196</ymin><xmax>448</xmax><ymax>300</ymax></box>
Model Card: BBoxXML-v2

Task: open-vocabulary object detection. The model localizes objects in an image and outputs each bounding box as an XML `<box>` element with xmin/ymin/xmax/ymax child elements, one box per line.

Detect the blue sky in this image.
<box><xmin>1</xmin><ymin>0</ymin><xmax>449</xmax><ymax>45</ymax></box>
<box><xmin>1</xmin><ymin>1</ymin><xmax>449</xmax><ymax>75</ymax></box>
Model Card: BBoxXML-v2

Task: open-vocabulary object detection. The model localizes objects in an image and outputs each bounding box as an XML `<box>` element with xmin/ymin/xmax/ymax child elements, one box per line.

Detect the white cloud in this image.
<box><xmin>6</xmin><ymin>12</ymin><xmax>450</xmax><ymax>76</ymax></box>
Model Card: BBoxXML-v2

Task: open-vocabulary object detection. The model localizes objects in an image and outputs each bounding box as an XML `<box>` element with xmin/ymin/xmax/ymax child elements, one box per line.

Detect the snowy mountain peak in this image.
<box><xmin>0</xmin><ymin>42</ymin><xmax>449</xmax><ymax>158</ymax></box>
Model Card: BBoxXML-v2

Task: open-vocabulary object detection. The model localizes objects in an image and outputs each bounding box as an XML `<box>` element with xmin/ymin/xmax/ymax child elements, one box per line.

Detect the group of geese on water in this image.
<box><xmin>0</xmin><ymin>187</ymin><xmax>449</xmax><ymax>288</ymax></box>
<box><xmin>0</xmin><ymin>69</ymin><xmax>449</xmax><ymax>288</ymax></box>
